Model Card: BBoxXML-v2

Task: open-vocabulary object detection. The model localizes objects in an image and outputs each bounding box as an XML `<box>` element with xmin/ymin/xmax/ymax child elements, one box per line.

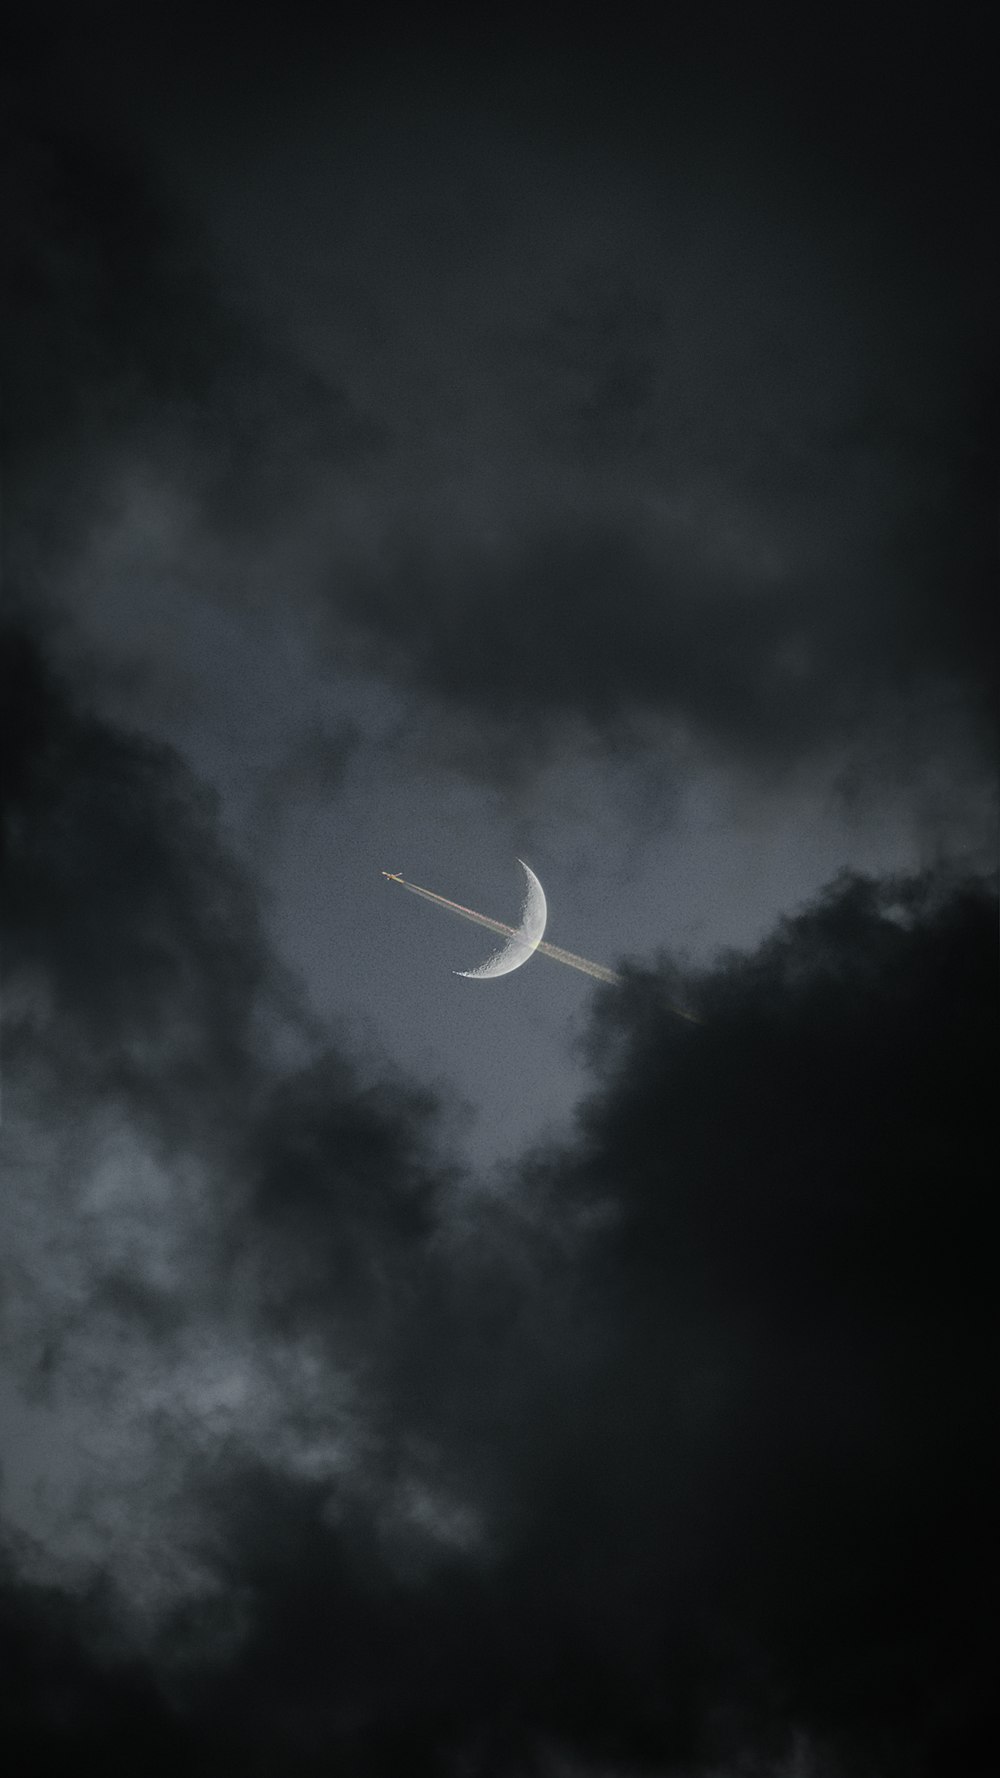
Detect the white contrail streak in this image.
<box><xmin>382</xmin><ymin>872</ymin><xmax>703</xmax><ymax>1020</ymax></box>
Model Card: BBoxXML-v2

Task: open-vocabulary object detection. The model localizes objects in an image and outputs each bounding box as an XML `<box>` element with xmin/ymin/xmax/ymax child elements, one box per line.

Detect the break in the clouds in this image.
<box><xmin>2</xmin><ymin>624</ymin><xmax>995</xmax><ymax>1774</ymax></box>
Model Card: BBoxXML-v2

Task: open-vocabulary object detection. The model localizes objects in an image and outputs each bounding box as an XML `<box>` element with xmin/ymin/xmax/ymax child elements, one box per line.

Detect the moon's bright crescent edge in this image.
<box><xmin>455</xmin><ymin>860</ymin><xmax>548</xmax><ymax>980</ymax></box>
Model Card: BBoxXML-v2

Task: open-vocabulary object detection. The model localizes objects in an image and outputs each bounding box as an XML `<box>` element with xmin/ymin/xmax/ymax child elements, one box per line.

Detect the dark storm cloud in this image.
<box><xmin>335</xmin><ymin>496</ymin><xmax>985</xmax><ymax>778</ymax></box>
<box><xmin>322</xmin><ymin>120</ymin><xmax>994</xmax><ymax>775</ymax></box>
<box><xmin>2</xmin><ymin>68</ymin><xmax>381</xmax><ymax>600</ymax></box>
<box><xmin>1</xmin><ymin>622</ymin><xmax>284</xmax><ymax>1130</ymax></box>
<box><xmin>0</xmin><ymin>616</ymin><xmax>455</xmax><ymax>1321</ymax></box>
<box><xmin>5</xmin><ymin>5</ymin><xmax>994</xmax><ymax>794</ymax></box>
<box><xmin>3</xmin><ymin>626</ymin><xmax>995</xmax><ymax>1773</ymax></box>
<box><xmin>265</xmin><ymin>6</ymin><xmax>996</xmax><ymax>776</ymax></box>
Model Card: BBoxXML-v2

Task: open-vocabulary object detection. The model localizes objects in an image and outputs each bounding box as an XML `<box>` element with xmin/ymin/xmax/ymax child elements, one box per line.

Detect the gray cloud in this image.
<box><xmin>3</xmin><ymin>624</ymin><xmax>995</xmax><ymax>1771</ymax></box>
<box><xmin>6</xmin><ymin>6</ymin><xmax>994</xmax><ymax>802</ymax></box>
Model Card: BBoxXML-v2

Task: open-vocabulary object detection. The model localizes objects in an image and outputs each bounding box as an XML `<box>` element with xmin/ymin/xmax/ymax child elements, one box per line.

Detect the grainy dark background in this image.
<box><xmin>2</xmin><ymin>5</ymin><xmax>996</xmax><ymax>1773</ymax></box>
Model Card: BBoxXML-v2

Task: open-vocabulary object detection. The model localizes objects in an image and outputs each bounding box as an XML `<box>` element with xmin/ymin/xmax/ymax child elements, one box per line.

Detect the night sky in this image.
<box><xmin>2</xmin><ymin>5</ymin><xmax>997</xmax><ymax>1774</ymax></box>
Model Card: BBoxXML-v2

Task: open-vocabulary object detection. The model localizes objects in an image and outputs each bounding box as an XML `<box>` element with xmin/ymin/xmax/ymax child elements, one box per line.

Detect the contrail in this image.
<box><xmin>382</xmin><ymin>872</ymin><xmax>703</xmax><ymax>1019</ymax></box>
<box><xmin>391</xmin><ymin>874</ymin><xmax>620</xmax><ymax>982</ymax></box>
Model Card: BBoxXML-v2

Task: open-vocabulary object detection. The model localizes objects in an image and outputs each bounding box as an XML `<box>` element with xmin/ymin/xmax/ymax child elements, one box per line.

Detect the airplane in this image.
<box><xmin>381</xmin><ymin>871</ymin><xmax>404</xmax><ymax>882</ymax></box>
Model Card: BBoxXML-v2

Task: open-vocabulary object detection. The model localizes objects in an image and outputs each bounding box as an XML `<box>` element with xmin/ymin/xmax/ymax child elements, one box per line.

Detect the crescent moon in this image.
<box><xmin>456</xmin><ymin>860</ymin><xmax>548</xmax><ymax>980</ymax></box>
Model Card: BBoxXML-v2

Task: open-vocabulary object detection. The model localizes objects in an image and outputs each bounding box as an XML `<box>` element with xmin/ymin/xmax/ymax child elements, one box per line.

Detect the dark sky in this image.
<box><xmin>2</xmin><ymin>5</ymin><xmax>997</xmax><ymax>1774</ymax></box>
